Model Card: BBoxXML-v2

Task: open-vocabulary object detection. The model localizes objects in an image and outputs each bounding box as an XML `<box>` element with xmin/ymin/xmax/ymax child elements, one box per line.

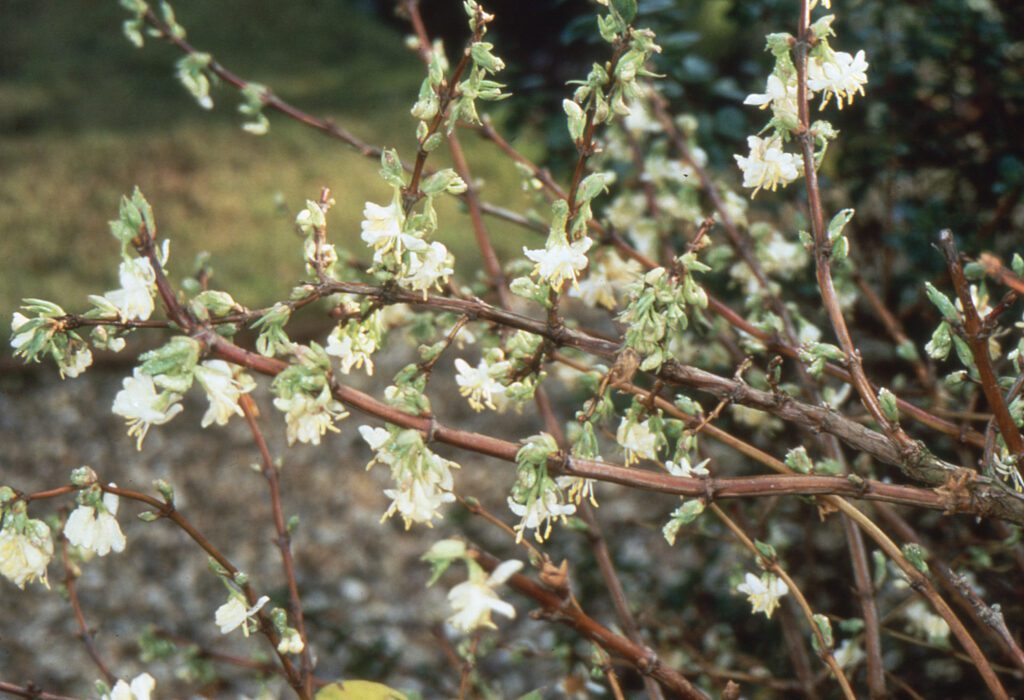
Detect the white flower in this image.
<box><xmin>616</xmin><ymin>418</ymin><xmax>659</xmax><ymax>466</ymax></box>
<box><xmin>10</xmin><ymin>312</ymin><xmax>32</xmax><ymax>351</ymax></box>
<box><xmin>360</xmin><ymin>201</ymin><xmax>425</xmax><ymax>263</ymax></box>
<box><xmin>447</xmin><ymin>560</ymin><xmax>523</xmax><ymax>633</ymax></box>
<box><xmin>59</xmin><ymin>345</ymin><xmax>93</xmax><ymax>379</ymax></box>
<box><xmin>103</xmin><ymin>673</ymin><xmax>156</xmax><ymax>700</ymax></box>
<box><xmin>904</xmin><ymin>600</ymin><xmax>950</xmax><ymax>644</ymax></box>
<box><xmin>622</xmin><ymin>100</ymin><xmax>660</xmax><ymax>134</ymax></box>
<box><xmin>64</xmin><ymin>489</ymin><xmax>126</xmax><ymax>557</ymax></box>
<box><xmin>359</xmin><ymin>425</ymin><xmax>392</xmax><ymax>452</ymax></box>
<box><xmin>734</xmin><ymin>135</ymin><xmax>803</xmax><ymax>198</ymax></box>
<box><xmin>523</xmin><ymin>236</ymin><xmax>593</xmax><ymax>292</ymax></box>
<box><xmin>104</xmin><ymin>257</ymin><xmax>157</xmax><ymax>321</ymax></box>
<box><xmin>382</xmin><ymin>474</ymin><xmax>456</xmax><ymax>529</ymax></box>
<box><xmin>112</xmin><ymin>369</ymin><xmax>184</xmax><ymax>449</ymax></box>
<box><xmin>216</xmin><ymin>594</ymin><xmax>269</xmax><ymax>636</ymax></box>
<box><xmin>400</xmin><ymin>241</ymin><xmax>453</xmax><ymax>297</ymax></box>
<box><xmin>272</xmin><ymin>388</ymin><xmax>348</xmax><ymax>446</ymax></box>
<box><xmin>194</xmin><ymin>360</ymin><xmax>255</xmax><ymax>427</ymax></box>
<box><xmin>808</xmin><ymin>50</ymin><xmax>869</xmax><ymax>110</ymax></box>
<box><xmin>508</xmin><ymin>489</ymin><xmax>576</xmax><ymax>543</ymax></box>
<box><xmin>454</xmin><ymin>358</ymin><xmax>508</xmax><ymax>411</ymax></box>
<box><xmin>325</xmin><ymin>324</ymin><xmax>377</xmax><ymax>375</ymax></box>
<box><xmin>666</xmin><ymin>456</ymin><xmax>710</xmax><ymax>478</ymax></box>
<box><xmin>744</xmin><ymin>73</ymin><xmax>799</xmax><ymax>124</ymax></box>
<box><xmin>571</xmin><ymin>250</ymin><xmax>641</xmax><ymax>310</ymax></box>
<box><xmin>0</xmin><ymin>519</ymin><xmax>53</xmax><ymax>589</ymax></box>
<box><xmin>736</xmin><ymin>571</ymin><xmax>789</xmax><ymax>619</ymax></box>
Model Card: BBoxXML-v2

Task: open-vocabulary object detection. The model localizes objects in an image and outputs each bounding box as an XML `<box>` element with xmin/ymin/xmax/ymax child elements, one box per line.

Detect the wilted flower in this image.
<box><xmin>736</xmin><ymin>571</ymin><xmax>789</xmax><ymax>619</ymax></box>
<box><xmin>447</xmin><ymin>559</ymin><xmax>523</xmax><ymax>633</ymax></box>
<box><xmin>112</xmin><ymin>369</ymin><xmax>184</xmax><ymax>449</ymax></box>
<box><xmin>64</xmin><ymin>488</ymin><xmax>126</xmax><ymax>557</ymax></box>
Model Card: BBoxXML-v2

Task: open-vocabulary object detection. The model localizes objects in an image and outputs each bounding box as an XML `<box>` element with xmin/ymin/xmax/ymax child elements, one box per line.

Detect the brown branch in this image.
<box><xmin>0</xmin><ymin>683</ymin><xmax>81</xmax><ymax>700</ymax></box>
<box><xmin>239</xmin><ymin>395</ymin><xmax>315</xmax><ymax>697</ymax></box>
<box><xmin>59</xmin><ymin>534</ymin><xmax>115</xmax><ymax>684</ymax></box>
<box><xmin>470</xmin><ymin>548</ymin><xmax>708</xmax><ymax>699</ymax></box>
<box><xmin>938</xmin><ymin>230</ymin><xmax>1024</xmax><ymax>467</ymax></box>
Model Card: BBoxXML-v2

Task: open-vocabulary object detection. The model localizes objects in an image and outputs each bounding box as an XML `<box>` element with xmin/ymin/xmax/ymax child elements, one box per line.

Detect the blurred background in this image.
<box><xmin>1</xmin><ymin>0</ymin><xmax>1023</xmax><ymax>697</ymax></box>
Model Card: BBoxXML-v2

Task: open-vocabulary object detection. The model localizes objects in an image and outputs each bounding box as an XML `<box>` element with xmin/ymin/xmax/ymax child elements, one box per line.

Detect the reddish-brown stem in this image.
<box><xmin>0</xmin><ymin>683</ymin><xmax>81</xmax><ymax>700</ymax></box>
<box><xmin>98</xmin><ymin>484</ymin><xmax>307</xmax><ymax>697</ymax></box>
<box><xmin>938</xmin><ymin>230</ymin><xmax>1024</xmax><ymax>467</ymax></box>
<box><xmin>59</xmin><ymin>535</ymin><xmax>115</xmax><ymax>684</ymax></box>
<box><xmin>239</xmin><ymin>395</ymin><xmax>314</xmax><ymax>697</ymax></box>
<box><xmin>470</xmin><ymin>548</ymin><xmax>708</xmax><ymax>699</ymax></box>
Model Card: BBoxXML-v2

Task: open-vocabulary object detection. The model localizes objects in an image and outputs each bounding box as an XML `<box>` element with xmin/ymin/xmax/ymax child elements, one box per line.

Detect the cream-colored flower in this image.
<box><xmin>216</xmin><ymin>594</ymin><xmax>269</xmax><ymax>636</ymax></box>
<box><xmin>64</xmin><ymin>489</ymin><xmax>126</xmax><ymax>557</ymax></box>
<box><xmin>382</xmin><ymin>473</ymin><xmax>456</xmax><ymax>529</ymax></box>
<box><xmin>454</xmin><ymin>357</ymin><xmax>508</xmax><ymax>411</ymax></box>
<box><xmin>447</xmin><ymin>560</ymin><xmax>522</xmax><ymax>633</ymax></box>
<box><xmin>194</xmin><ymin>360</ymin><xmax>255</xmax><ymax>427</ymax></box>
<box><xmin>808</xmin><ymin>50</ymin><xmax>869</xmax><ymax>110</ymax></box>
<box><xmin>616</xmin><ymin>418</ymin><xmax>659</xmax><ymax>465</ymax></box>
<box><xmin>734</xmin><ymin>135</ymin><xmax>802</xmax><ymax>197</ymax></box>
<box><xmin>112</xmin><ymin>369</ymin><xmax>184</xmax><ymax>449</ymax></box>
<box><xmin>666</xmin><ymin>456</ymin><xmax>710</xmax><ymax>478</ymax></box>
<box><xmin>325</xmin><ymin>324</ymin><xmax>377</xmax><ymax>375</ymax></box>
<box><xmin>272</xmin><ymin>388</ymin><xmax>348</xmax><ymax>446</ymax></box>
<box><xmin>277</xmin><ymin>628</ymin><xmax>305</xmax><ymax>655</ymax></box>
<box><xmin>104</xmin><ymin>257</ymin><xmax>157</xmax><ymax>321</ymax></box>
<box><xmin>904</xmin><ymin>600</ymin><xmax>950</xmax><ymax>644</ymax></box>
<box><xmin>360</xmin><ymin>201</ymin><xmax>425</xmax><ymax>263</ymax></box>
<box><xmin>400</xmin><ymin>241</ymin><xmax>453</xmax><ymax>297</ymax></box>
<box><xmin>59</xmin><ymin>345</ymin><xmax>93</xmax><ymax>379</ymax></box>
<box><xmin>523</xmin><ymin>236</ymin><xmax>593</xmax><ymax>292</ymax></box>
<box><xmin>744</xmin><ymin>73</ymin><xmax>799</xmax><ymax>123</ymax></box>
<box><xmin>736</xmin><ymin>571</ymin><xmax>789</xmax><ymax>619</ymax></box>
<box><xmin>0</xmin><ymin>519</ymin><xmax>53</xmax><ymax>589</ymax></box>
<box><xmin>508</xmin><ymin>489</ymin><xmax>576</xmax><ymax>543</ymax></box>
<box><xmin>103</xmin><ymin>673</ymin><xmax>156</xmax><ymax>700</ymax></box>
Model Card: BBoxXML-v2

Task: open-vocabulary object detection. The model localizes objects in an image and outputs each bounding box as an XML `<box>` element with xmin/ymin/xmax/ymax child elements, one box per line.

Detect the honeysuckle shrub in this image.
<box><xmin>4</xmin><ymin>0</ymin><xmax>1024</xmax><ymax>698</ymax></box>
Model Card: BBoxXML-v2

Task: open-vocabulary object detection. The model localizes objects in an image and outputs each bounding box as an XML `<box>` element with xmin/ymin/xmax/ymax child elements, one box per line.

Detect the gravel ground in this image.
<box><xmin>0</xmin><ymin>349</ymin><xmax>685</xmax><ymax>699</ymax></box>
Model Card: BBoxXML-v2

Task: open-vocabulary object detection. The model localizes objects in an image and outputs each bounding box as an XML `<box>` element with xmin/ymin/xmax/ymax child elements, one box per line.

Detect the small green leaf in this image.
<box><xmin>611</xmin><ymin>0</ymin><xmax>638</xmax><ymax>23</ymax></box>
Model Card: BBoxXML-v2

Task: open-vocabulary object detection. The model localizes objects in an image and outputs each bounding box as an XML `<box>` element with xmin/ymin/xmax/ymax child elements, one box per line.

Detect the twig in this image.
<box><xmin>59</xmin><ymin>533</ymin><xmax>115</xmax><ymax>684</ymax></box>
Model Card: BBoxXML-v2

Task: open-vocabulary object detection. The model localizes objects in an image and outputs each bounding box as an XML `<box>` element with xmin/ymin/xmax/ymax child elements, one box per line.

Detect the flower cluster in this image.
<box><xmin>271</xmin><ymin>345</ymin><xmax>349</xmax><ymax>446</ymax></box>
<box><xmin>422</xmin><ymin>539</ymin><xmax>522</xmax><ymax>634</ymax></box>
<box><xmin>64</xmin><ymin>486</ymin><xmax>127</xmax><ymax>558</ymax></box>
<box><xmin>359</xmin><ymin>425</ymin><xmax>459</xmax><ymax>528</ymax></box>
<box><xmin>0</xmin><ymin>497</ymin><xmax>53</xmax><ymax>590</ymax></box>
<box><xmin>508</xmin><ymin>434</ymin><xmax>576</xmax><ymax>543</ymax></box>
<box><xmin>454</xmin><ymin>355</ymin><xmax>510</xmax><ymax>411</ymax></box>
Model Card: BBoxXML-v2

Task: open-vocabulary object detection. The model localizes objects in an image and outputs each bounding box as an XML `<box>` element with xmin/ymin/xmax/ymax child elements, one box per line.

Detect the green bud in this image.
<box><xmin>154</xmin><ymin>479</ymin><xmax>175</xmax><ymax>504</ymax></box>
<box><xmin>563</xmin><ymin>99</ymin><xmax>586</xmax><ymax>143</ymax></box>
<box><xmin>925</xmin><ymin>322</ymin><xmax>952</xmax><ymax>361</ymax></box>
<box><xmin>662</xmin><ymin>500</ymin><xmax>705</xmax><ymax>546</ymax></box>
<box><xmin>878</xmin><ymin>388</ymin><xmax>899</xmax><ymax>423</ymax></box>
<box><xmin>811</xmin><ymin>614</ymin><xmax>834</xmax><ymax>652</ymax></box>
<box><xmin>785</xmin><ymin>446</ymin><xmax>814</xmax><ymax>474</ymax></box>
<box><xmin>70</xmin><ymin>466</ymin><xmax>98</xmax><ymax>488</ymax></box>
<box><xmin>754</xmin><ymin>539</ymin><xmax>778</xmax><ymax>562</ymax></box>
<box><xmin>901</xmin><ymin>543</ymin><xmax>929</xmax><ymax>573</ymax></box>
<box><xmin>924</xmin><ymin>282</ymin><xmax>960</xmax><ymax>323</ymax></box>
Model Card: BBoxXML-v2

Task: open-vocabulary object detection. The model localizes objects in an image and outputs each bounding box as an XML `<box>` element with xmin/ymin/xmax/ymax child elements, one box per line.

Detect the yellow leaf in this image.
<box><xmin>315</xmin><ymin>681</ymin><xmax>410</xmax><ymax>700</ymax></box>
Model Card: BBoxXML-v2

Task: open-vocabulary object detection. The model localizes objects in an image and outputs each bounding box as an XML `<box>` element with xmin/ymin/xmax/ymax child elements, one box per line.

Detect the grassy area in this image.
<box><xmin>1</xmin><ymin>0</ymin><xmax>537</xmax><ymax>323</ymax></box>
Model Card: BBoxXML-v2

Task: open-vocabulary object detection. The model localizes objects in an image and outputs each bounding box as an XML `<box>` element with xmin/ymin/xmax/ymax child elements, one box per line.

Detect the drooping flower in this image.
<box><xmin>272</xmin><ymin>386</ymin><xmax>348</xmax><ymax>446</ymax></box>
<box><xmin>807</xmin><ymin>50</ymin><xmax>869</xmax><ymax>110</ymax></box>
<box><xmin>400</xmin><ymin>241</ymin><xmax>453</xmax><ymax>297</ymax></box>
<box><xmin>447</xmin><ymin>559</ymin><xmax>523</xmax><ymax>633</ymax></box>
<box><xmin>102</xmin><ymin>673</ymin><xmax>156</xmax><ymax>700</ymax></box>
<box><xmin>111</xmin><ymin>369</ymin><xmax>184</xmax><ymax>449</ymax></box>
<box><xmin>454</xmin><ymin>357</ymin><xmax>508</xmax><ymax>411</ymax></box>
<box><xmin>743</xmin><ymin>72</ymin><xmax>799</xmax><ymax>124</ymax></box>
<box><xmin>523</xmin><ymin>236</ymin><xmax>593</xmax><ymax>292</ymax></box>
<box><xmin>325</xmin><ymin>322</ymin><xmax>378</xmax><ymax>375</ymax></box>
<box><xmin>360</xmin><ymin>201</ymin><xmax>425</xmax><ymax>263</ymax></box>
<box><xmin>736</xmin><ymin>571</ymin><xmax>789</xmax><ymax>619</ymax></box>
<box><xmin>59</xmin><ymin>345</ymin><xmax>94</xmax><ymax>379</ymax></box>
<box><xmin>277</xmin><ymin>628</ymin><xmax>305</xmax><ymax>655</ymax></box>
<box><xmin>104</xmin><ymin>256</ymin><xmax>157</xmax><ymax>321</ymax></box>
<box><xmin>734</xmin><ymin>135</ymin><xmax>803</xmax><ymax>197</ymax></box>
<box><xmin>215</xmin><ymin>594</ymin><xmax>270</xmax><ymax>636</ymax></box>
<box><xmin>0</xmin><ymin>517</ymin><xmax>53</xmax><ymax>589</ymax></box>
<box><xmin>507</xmin><ymin>489</ymin><xmax>576</xmax><ymax>543</ymax></box>
<box><xmin>616</xmin><ymin>418</ymin><xmax>659</xmax><ymax>466</ymax></box>
<box><xmin>64</xmin><ymin>488</ymin><xmax>126</xmax><ymax>557</ymax></box>
<box><xmin>382</xmin><ymin>472</ymin><xmax>457</xmax><ymax>529</ymax></box>
<box><xmin>194</xmin><ymin>360</ymin><xmax>255</xmax><ymax>428</ymax></box>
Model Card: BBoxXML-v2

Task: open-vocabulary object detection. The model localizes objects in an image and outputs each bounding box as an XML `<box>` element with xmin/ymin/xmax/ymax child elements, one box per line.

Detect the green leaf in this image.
<box><xmin>315</xmin><ymin>682</ymin><xmax>409</xmax><ymax>700</ymax></box>
<box><xmin>611</xmin><ymin>0</ymin><xmax>638</xmax><ymax>23</ymax></box>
